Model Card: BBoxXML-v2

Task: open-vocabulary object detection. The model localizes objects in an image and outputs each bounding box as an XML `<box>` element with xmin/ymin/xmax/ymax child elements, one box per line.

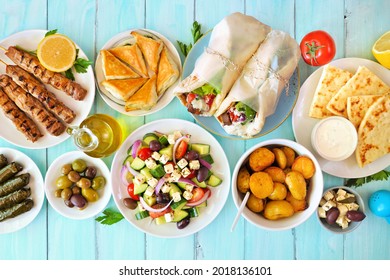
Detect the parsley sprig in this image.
<box><xmin>95</xmin><ymin>208</ymin><xmax>124</xmax><ymax>225</ymax></box>
<box><xmin>346</xmin><ymin>169</ymin><xmax>390</xmax><ymax>188</ymax></box>
<box><xmin>177</xmin><ymin>21</ymin><xmax>204</xmax><ymax>57</ymax></box>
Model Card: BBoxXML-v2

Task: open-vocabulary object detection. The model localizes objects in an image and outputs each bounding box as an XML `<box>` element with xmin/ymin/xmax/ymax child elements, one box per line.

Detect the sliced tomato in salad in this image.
<box><xmin>149</xmin><ymin>204</ymin><xmax>173</xmax><ymax>219</ymax></box>
<box><xmin>228</xmin><ymin>109</ymin><xmax>240</xmax><ymax>123</ymax></box>
<box><xmin>188</xmin><ymin>187</ymin><xmax>205</xmax><ymax>203</ymax></box>
<box><xmin>138</xmin><ymin>147</ymin><xmax>152</xmax><ymax>161</ymax></box>
<box><xmin>175</xmin><ymin>140</ymin><xmax>188</xmax><ymax>159</ymax></box>
<box><xmin>204</xmin><ymin>94</ymin><xmax>216</xmax><ymax>108</ymax></box>
<box><xmin>127</xmin><ymin>183</ymin><xmax>139</xmax><ymax>201</ymax></box>
<box><xmin>185</xmin><ymin>169</ymin><xmax>197</xmax><ymax>179</ymax></box>
<box><xmin>186</xmin><ymin>93</ymin><xmax>197</xmax><ymax>104</ymax></box>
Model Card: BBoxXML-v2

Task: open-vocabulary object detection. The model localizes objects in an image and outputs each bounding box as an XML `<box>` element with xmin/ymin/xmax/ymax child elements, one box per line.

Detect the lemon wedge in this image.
<box><xmin>37</xmin><ymin>34</ymin><xmax>77</xmax><ymax>72</ymax></box>
<box><xmin>372</xmin><ymin>31</ymin><xmax>390</xmax><ymax>69</ymax></box>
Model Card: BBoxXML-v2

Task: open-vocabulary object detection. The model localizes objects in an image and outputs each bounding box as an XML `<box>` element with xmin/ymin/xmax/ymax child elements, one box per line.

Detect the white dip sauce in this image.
<box><xmin>312</xmin><ymin>117</ymin><xmax>357</xmax><ymax>161</ymax></box>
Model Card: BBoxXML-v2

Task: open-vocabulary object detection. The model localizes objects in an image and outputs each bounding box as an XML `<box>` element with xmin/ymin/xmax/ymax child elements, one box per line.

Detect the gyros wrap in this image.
<box><xmin>214</xmin><ymin>30</ymin><xmax>300</xmax><ymax>138</ymax></box>
<box><xmin>175</xmin><ymin>12</ymin><xmax>271</xmax><ymax>116</ymax></box>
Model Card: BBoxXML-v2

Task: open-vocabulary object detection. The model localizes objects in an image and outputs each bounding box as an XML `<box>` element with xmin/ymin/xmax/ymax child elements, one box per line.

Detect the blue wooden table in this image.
<box><xmin>0</xmin><ymin>0</ymin><xmax>389</xmax><ymax>260</ymax></box>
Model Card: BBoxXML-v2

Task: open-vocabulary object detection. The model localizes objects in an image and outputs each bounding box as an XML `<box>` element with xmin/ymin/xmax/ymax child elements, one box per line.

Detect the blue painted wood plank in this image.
<box><xmin>0</xmin><ymin>0</ymin><xmax>48</xmax><ymax>260</ymax></box>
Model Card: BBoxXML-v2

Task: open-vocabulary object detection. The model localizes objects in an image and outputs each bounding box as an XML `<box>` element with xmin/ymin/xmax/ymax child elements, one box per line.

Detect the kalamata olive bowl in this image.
<box><xmin>317</xmin><ymin>186</ymin><xmax>365</xmax><ymax>234</ymax></box>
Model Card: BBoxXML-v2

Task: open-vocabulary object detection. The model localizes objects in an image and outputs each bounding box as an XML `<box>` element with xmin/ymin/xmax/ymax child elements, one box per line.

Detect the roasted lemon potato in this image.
<box><xmin>237</xmin><ymin>144</ymin><xmax>315</xmax><ymax>221</ymax></box>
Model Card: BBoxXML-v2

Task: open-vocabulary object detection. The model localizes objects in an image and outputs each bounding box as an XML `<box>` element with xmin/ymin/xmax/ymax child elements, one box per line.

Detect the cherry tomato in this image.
<box><xmin>204</xmin><ymin>94</ymin><xmax>216</xmax><ymax>108</ymax></box>
<box><xmin>137</xmin><ymin>147</ymin><xmax>152</xmax><ymax>161</ymax></box>
<box><xmin>149</xmin><ymin>204</ymin><xmax>172</xmax><ymax>219</ymax></box>
<box><xmin>188</xmin><ymin>187</ymin><xmax>205</xmax><ymax>203</ymax></box>
<box><xmin>175</xmin><ymin>140</ymin><xmax>188</xmax><ymax>159</ymax></box>
<box><xmin>186</xmin><ymin>93</ymin><xmax>197</xmax><ymax>105</ymax></box>
<box><xmin>127</xmin><ymin>183</ymin><xmax>139</xmax><ymax>201</ymax></box>
<box><xmin>300</xmin><ymin>30</ymin><xmax>336</xmax><ymax>66</ymax></box>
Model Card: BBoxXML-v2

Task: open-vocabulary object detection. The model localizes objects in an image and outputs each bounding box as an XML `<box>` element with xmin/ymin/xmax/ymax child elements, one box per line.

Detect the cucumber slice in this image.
<box><xmin>130</xmin><ymin>157</ymin><xmax>145</xmax><ymax>171</ymax></box>
<box><xmin>135</xmin><ymin>211</ymin><xmax>149</xmax><ymax>220</ymax></box>
<box><xmin>191</xmin><ymin>143</ymin><xmax>210</xmax><ymax>156</ymax></box>
<box><xmin>171</xmin><ymin>199</ymin><xmax>187</xmax><ymax>210</ymax></box>
<box><xmin>159</xmin><ymin>145</ymin><xmax>173</xmax><ymax>160</ymax></box>
<box><xmin>201</xmin><ymin>154</ymin><xmax>214</xmax><ymax>164</ymax></box>
<box><xmin>122</xmin><ymin>155</ymin><xmax>134</xmax><ymax>166</ymax></box>
<box><xmin>133</xmin><ymin>183</ymin><xmax>148</xmax><ymax>195</ymax></box>
<box><xmin>155</xmin><ymin>216</ymin><xmax>167</xmax><ymax>225</ymax></box>
<box><xmin>149</xmin><ymin>164</ymin><xmax>165</xmax><ymax>178</ymax></box>
<box><xmin>177</xmin><ymin>181</ymin><xmax>188</xmax><ymax>190</ymax></box>
<box><xmin>172</xmin><ymin>210</ymin><xmax>189</xmax><ymax>222</ymax></box>
<box><xmin>140</xmin><ymin>167</ymin><xmax>153</xmax><ymax>180</ymax></box>
<box><xmin>143</xmin><ymin>133</ymin><xmax>159</xmax><ymax>145</ymax></box>
<box><xmin>192</xmin><ymin>177</ymin><xmax>207</xmax><ymax>188</ymax></box>
<box><xmin>207</xmin><ymin>174</ymin><xmax>222</xmax><ymax>187</ymax></box>
<box><xmin>158</xmin><ymin>135</ymin><xmax>169</xmax><ymax>146</ymax></box>
<box><xmin>187</xmin><ymin>207</ymin><xmax>200</xmax><ymax>218</ymax></box>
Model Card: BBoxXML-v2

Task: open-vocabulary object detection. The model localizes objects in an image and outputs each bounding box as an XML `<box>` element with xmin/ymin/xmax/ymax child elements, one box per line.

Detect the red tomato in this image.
<box><xmin>175</xmin><ymin>140</ymin><xmax>188</xmax><ymax>159</ymax></box>
<box><xmin>188</xmin><ymin>187</ymin><xmax>205</xmax><ymax>203</ymax></box>
<box><xmin>137</xmin><ymin>147</ymin><xmax>152</xmax><ymax>161</ymax></box>
<box><xmin>185</xmin><ymin>169</ymin><xmax>197</xmax><ymax>179</ymax></box>
<box><xmin>186</xmin><ymin>93</ymin><xmax>197</xmax><ymax>104</ymax></box>
<box><xmin>300</xmin><ymin>30</ymin><xmax>336</xmax><ymax>66</ymax></box>
<box><xmin>204</xmin><ymin>94</ymin><xmax>216</xmax><ymax>108</ymax></box>
<box><xmin>228</xmin><ymin>109</ymin><xmax>239</xmax><ymax>123</ymax></box>
<box><xmin>127</xmin><ymin>183</ymin><xmax>139</xmax><ymax>201</ymax></box>
<box><xmin>149</xmin><ymin>204</ymin><xmax>172</xmax><ymax>219</ymax></box>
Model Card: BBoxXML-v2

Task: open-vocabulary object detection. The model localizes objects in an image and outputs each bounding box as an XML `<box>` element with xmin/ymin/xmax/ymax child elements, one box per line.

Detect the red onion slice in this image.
<box><xmin>126</xmin><ymin>161</ymin><xmax>140</xmax><ymax>177</ymax></box>
<box><xmin>121</xmin><ymin>165</ymin><xmax>132</xmax><ymax>186</ymax></box>
<box><xmin>177</xmin><ymin>177</ymin><xmax>198</xmax><ymax>187</ymax></box>
<box><xmin>199</xmin><ymin>158</ymin><xmax>212</xmax><ymax>170</ymax></box>
<box><xmin>139</xmin><ymin>197</ymin><xmax>173</xmax><ymax>213</ymax></box>
<box><xmin>131</xmin><ymin>140</ymin><xmax>142</xmax><ymax>159</ymax></box>
<box><xmin>185</xmin><ymin>189</ymin><xmax>211</xmax><ymax>207</ymax></box>
<box><xmin>154</xmin><ymin>178</ymin><xmax>166</xmax><ymax>194</ymax></box>
<box><xmin>173</xmin><ymin>135</ymin><xmax>189</xmax><ymax>164</ymax></box>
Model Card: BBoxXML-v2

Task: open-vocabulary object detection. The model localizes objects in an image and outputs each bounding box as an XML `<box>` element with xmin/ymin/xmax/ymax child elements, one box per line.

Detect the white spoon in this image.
<box><xmin>230</xmin><ymin>192</ymin><xmax>250</xmax><ymax>232</ymax></box>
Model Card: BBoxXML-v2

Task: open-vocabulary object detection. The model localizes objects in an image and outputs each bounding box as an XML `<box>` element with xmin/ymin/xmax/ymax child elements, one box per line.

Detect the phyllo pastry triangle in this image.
<box><xmin>101</xmin><ymin>78</ymin><xmax>148</xmax><ymax>101</ymax></box>
<box><xmin>131</xmin><ymin>31</ymin><xmax>163</xmax><ymax>74</ymax></box>
<box><xmin>100</xmin><ymin>50</ymin><xmax>140</xmax><ymax>79</ymax></box>
<box><xmin>109</xmin><ymin>45</ymin><xmax>148</xmax><ymax>78</ymax></box>
<box><xmin>157</xmin><ymin>46</ymin><xmax>179</xmax><ymax>96</ymax></box>
<box><xmin>125</xmin><ymin>75</ymin><xmax>158</xmax><ymax>111</ymax></box>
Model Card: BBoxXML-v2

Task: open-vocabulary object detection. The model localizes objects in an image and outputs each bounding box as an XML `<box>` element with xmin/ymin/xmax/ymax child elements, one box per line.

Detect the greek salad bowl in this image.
<box><xmin>111</xmin><ymin>119</ymin><xmax>230</xmax><ymax>238</ymax></box>
<box><xmin>232</xmin><ymin>139</ymin><xmax>323</xmax><ymax>231</ymax></box>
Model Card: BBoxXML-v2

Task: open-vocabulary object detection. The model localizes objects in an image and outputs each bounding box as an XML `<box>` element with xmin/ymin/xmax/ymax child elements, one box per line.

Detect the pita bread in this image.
<box><xmin>327</xmin><ymin>66</ymin><xmax>390</xmax><ymax>117</ymax></box>
<box><xmin>347</xmin><ymin>95</ymin><xmax>383</xmax><ymax>127</ymax></box>
<box><xmin>131</xmin><ymin>31</ymin><xmax>163</xmax><ymax>74</ymax></box>
<box><xmin>109</xmin><ymin>45</ymin><xmax>148</xmax><ymax>77</ymax></box>
<box><xmin>100</xmin><ymin>50</ymin><xmax>140</xmax><ymax>79</ymax></box>
<box><xmin>356</xmin><ymin>95</ymin><xmax>390</xmax><ymax>167</ymax></box>
<box><xmin>309</xmin><ymin>65</ymin><xmax>352</xmax><ymax>119</ymax></box>
<box><xmin>125</xmin><ymin>75</ymin><xmax>157</xmax><ymax>111</ymax></box>
<box><xmin>156</xmin><ymin>46</ymin><xmax>179</xmax><ymax>96</ymax></box>
<box><xmin>101</xmin><ymin>78</ymin><xmax>148</xmax><ymax>101</ymax></box>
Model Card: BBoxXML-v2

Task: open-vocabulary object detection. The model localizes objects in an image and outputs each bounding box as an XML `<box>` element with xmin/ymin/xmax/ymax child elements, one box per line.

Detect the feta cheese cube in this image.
<box><xmin>323</xmin><ymin>190</ymin><xmax>335</xmax><ymax>201</ymax></box>
<box><xmin>151</xmin><ymin>151</ymin><xmax>161</xmax><ymax>161</ymax></box>
<box><xmin>164</xmin><ymin>163</ymin><xmax>174</xmax><ymax>174</ymax></box>
<box><xmin>318</xmin><ymin>207</ymin><xmax>326</xmax><ymax>218</ymax></box>
<box><xmin>173</xmin><ymin>131</ymin><xmax>182</xmax><ymax>140</ymax></box>
<box><xmin>133</xmin><ymin>174</ymin><xmax>145</xmax><ymax>185</ymax></box>
<box><xmin>181</xmin><ymin>167</ymin><xmax>191</xmax><ymax>178</ymax></box>
<box><xmin>164</xmin><ymin>212</ymin><xmax>174</xmax><ymax>223</ymax></box>
<box><xmin>336</xmin><ymin>189</ymin><xmax>347</xmax><ymax>197</ymax></box>
<box><xmin>345</xmin><ymin>202</ymin><xmax>359</xmax><ymax>211</ymax></box>
<box><xmin>159</xmin><ymin>154</ymin><xmax>169</xmax><ymax>164</ymax></box>
<box><xmin>147</xmin><ymin>177</ymin><xmax>158</xmax><ymax>188</ymax></box>
<box><xmin>138</xmin><ymin>203</ymin><xmax>145</xmax><ymax>211</ymax></box>
<box><xmin>336</xmin><ymin>216</ymin><xmax>349</xmax><ymax>229</ymax></box>
<box><xmin>161</xmin><ymin>183</ymin><xmax>171</xmax><ymax>193</ymax></box>
<box><xmin>172</xmin><ymin>192</ymin><xmax>181</xmax><ymax>202</ymax></box>
<box><xmin>322</xmin><ymin>200</ymin><xmax>337</xmax><ymax>211</ymax></box>
<box><xmin>177</xmin><ymin>158</ymin><xmax>188</xmax><ymax>169</ymax></box>
<box><xmin>189</xmin><ymin>160</ymin><xmax>200</xmax><ymax>170</ymax></box>
<box><xmin>145</xmin><ymin>158</ymin><xmax>157</xmax><ymax>169</ymax></box>
<box><xmin>183</xmin><ymin>190</ymin><xmax>193</xmax><ymax>200</ymax></box>
<box><xmin>168</xmin><ymin>134</ymin><xmax>176</xmax><ymax>145</ymax></box>
<box><xmin>337</xmin><ymin>204</ymin><xmax>349</xmax><ymax>217</ymax></box>
<box><xmin>144</xmin><ymin>187</ymin><xmax>155</xmax><ymax>197</ymax></box>
<box><xmin>319</xmin><ymin>198</ymin><xmax>327</xmax><ymax>207</ymax></box>
<box><xmin>170</xmin><ymin>170</ymin><xmax>181</xmax><ymax>182</ymax></box>
<box><xmin>185</xmin><ymin>184</ymin><xmax>194</xmax><ymax>192</ymax></box>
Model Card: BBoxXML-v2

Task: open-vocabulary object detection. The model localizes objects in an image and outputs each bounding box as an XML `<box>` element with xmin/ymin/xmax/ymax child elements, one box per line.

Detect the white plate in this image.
<box><xmin>0</xmin><ymin>29</ymin><xmax>95</xmax><ymax>149</ymax></box>
<box><xmin>111</xmin><ymin>119</ymin><xmax>231</xmax><ymax>238</ymax></box>
<box><xmin>292</xmin><ymin>57</ymin><xmax>390</xmax><ymax>178</ymax></box>
<box><xmin>95</xmin><ymin>29</ymin><xmax>182</xmax><ymax>116</ymax></box>
<box><xmin>44</xmin><ymin>151</ymin><xmax>111</xmax><ymax>220</ymax></box>
<box><xmin>0</xmin><ymin>148</ymin><xmax>44</xmax><ymax>234</ymax></box>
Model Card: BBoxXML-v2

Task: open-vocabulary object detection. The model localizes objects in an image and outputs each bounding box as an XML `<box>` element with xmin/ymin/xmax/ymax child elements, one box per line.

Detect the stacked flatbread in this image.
<box><xmin>100</xmin><ymin>31</ymin><xmax>179</xmax><ymax>111</ymax></box>
<box><xmin>308</xmin><ymin>64</ymin><xmax>390</xmax><ymax>167</ymax></box>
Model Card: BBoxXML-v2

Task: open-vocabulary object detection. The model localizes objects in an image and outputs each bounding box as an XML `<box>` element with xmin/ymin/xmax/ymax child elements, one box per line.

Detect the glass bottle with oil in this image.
<box><xmin>67</xmin><ymin>114</ymin><xmax>123</xmax><ymax>158</ymax></box>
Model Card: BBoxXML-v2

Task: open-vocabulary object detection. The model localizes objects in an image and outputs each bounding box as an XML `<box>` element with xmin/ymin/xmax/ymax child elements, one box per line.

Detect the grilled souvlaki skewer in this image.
<box><xmin>1</xmin><ymin>60</ymin><xmax>76</xmax><ymax>124</ymax></box>
<box><xmin>4</xmin><ymin>46</ymin><xmax>87</xmax><ymax>101</ymax></box>
<box><xmin>0</xmin><ymin>87</ymin><xmax>43</xmax><ymax>142</ymax></box>
<box><xmin>0</xmin><ymin>74</ymin><xmax>66</xmax><ymax>136</ymax></box>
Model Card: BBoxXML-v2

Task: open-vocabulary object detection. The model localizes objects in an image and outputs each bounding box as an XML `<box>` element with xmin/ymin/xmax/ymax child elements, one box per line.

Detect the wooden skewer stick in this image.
<box><xmin>0</xmin><ymin>58</ymin><xmax>8</xmax><ymax>66</ymax></box>
<box><xmin>0</xmin><ymin>45</ymin><xmax>7</xmax><ymax>51</ymax></box>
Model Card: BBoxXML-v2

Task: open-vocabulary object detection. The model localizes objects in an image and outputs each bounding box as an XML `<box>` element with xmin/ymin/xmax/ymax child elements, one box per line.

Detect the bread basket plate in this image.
<box><xmin>292</xmin><ymin>57</ymin><xmax>390</xmax><ymax>178</ymax></box>
<box><xmin>0</xmin><ymin>148</ymin><xmax>44</xmax><ymax>234</ymax></box>
<box><xmin>0</xmin><ymin>30</ymin><xmax>95</xmax><ymax>149</ymax></box>
<box><xmin>95</xmin><ymin>29</ymin><xmax>182</xmax><ymax>116</ymax></box>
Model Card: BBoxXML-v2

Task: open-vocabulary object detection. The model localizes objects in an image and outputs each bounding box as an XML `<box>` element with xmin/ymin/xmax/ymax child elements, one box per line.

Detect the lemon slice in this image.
<box><xmin>37</xmin><ymin>34</ymin><xmax>76</xmax><ymax>72</ymax></box>
<box><xmin>372</xmin><ymin>31</ymin><xmax>390</xmax><ymax>69</ymax></box>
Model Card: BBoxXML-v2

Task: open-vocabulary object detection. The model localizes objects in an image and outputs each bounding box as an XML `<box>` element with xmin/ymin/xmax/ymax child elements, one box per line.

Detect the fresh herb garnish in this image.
<box><xmin>346</xmin><ymin>170</ymin><xmax>390</xmax><ymax>188</ymax></box>
<box><xmin>45</xmin><ymin>29</ymin><xmax>58</xmax><ymax>37</ymax></box>
<box><xmin>95</xmin><ymin>208</ymin><xmax>124</xmax><ymax>225</ymax></box>
<box><xmin>192</xmin><ymin>83</ymin><xmax>220</xmax><ymax>96</ymax></box>
<box><xmin>64</xmin><ymin>68</ymin><xmax>75</xmax><ymax>80</ymax></box>
<box><xmin>235</xmin><ymin>102</ymin><xmax>256</xmax><ymax>125</ymax></box>
<box><xmin>64</xmin><ymin>48</ymin><xmax>92</xmax><ymax>80</ymax></box>
<box><xmin>177</xmin><ymin>21</ymin><xmax>204</xmax><ymax>57</ymax></box>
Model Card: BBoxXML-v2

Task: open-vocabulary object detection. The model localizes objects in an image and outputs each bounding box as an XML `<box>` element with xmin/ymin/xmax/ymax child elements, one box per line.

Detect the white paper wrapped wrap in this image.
<box><xmin>214</xmin><ymin>30</ymin><xmax>300</xmax><ymax>138</ymax></box>
<box><xmin>175</xmin><ymin>12</ymin><xmax>271</xmax><ymax>116</ymax></box>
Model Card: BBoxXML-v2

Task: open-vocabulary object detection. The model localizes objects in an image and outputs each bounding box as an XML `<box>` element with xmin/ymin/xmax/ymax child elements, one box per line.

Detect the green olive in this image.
<box><xmin>55</xmin><ymin>175</ymin><xmax>73</xmax><ymax>189</ymax></box>
<box><xmin>61</xmin><ymin>188</ymin><xmax>73</xmax><ymax>201</ymax></box>
<box><xmin>92</xmin><ymin>176</ymin><xmax>106</xmax><ymax>190</ymax></box>
<box><xmin>72</xmin><ymin>159</ymin><xmax>87</xmax><ymax>173</ymax></box>
<box><xmin>76</xmin><ymin>177</ymin><xmax>91</xmax><ymax>189</ymax></box>
<box><xmin>68</xmin><ymin>170</ymin><xmax>81</xmax><ymax>183</ymax></box>
<box><xmin>54</xmin><ymin>189</ymin><xmax>62</xmax><ymax>198</ymax></box>
<box><xmin>61</xmin><ymin>164</ymin><xmax>73</xmax><ymax>175</ymax></box>
<box><xmin>81</xmin><ymin>188</ymin><xmax>99</xmax><ymax>202</ymax></box>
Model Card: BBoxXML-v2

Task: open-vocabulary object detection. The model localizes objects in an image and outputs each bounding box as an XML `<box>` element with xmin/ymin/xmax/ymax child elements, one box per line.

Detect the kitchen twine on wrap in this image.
<box><xmin>206</xmin><ymin>47</ymin><xmax>290</xmax><ymax>96</ymax></box>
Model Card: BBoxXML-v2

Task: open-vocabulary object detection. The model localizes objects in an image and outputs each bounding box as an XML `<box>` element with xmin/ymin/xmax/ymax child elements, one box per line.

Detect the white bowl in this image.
<box><xmin>44</xmin><ymin>151</ymin><xmax>111</xmax><ymax>220</ymax></box>
<box><xmin>232</xmin><ymin>139</ymin><xmax>324</xmax><ymax>231</ymax></box>
<box><xmin>317</xmin><ymin>186</ymin><xmax>365</xmax><ymax>234</ymax></box>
